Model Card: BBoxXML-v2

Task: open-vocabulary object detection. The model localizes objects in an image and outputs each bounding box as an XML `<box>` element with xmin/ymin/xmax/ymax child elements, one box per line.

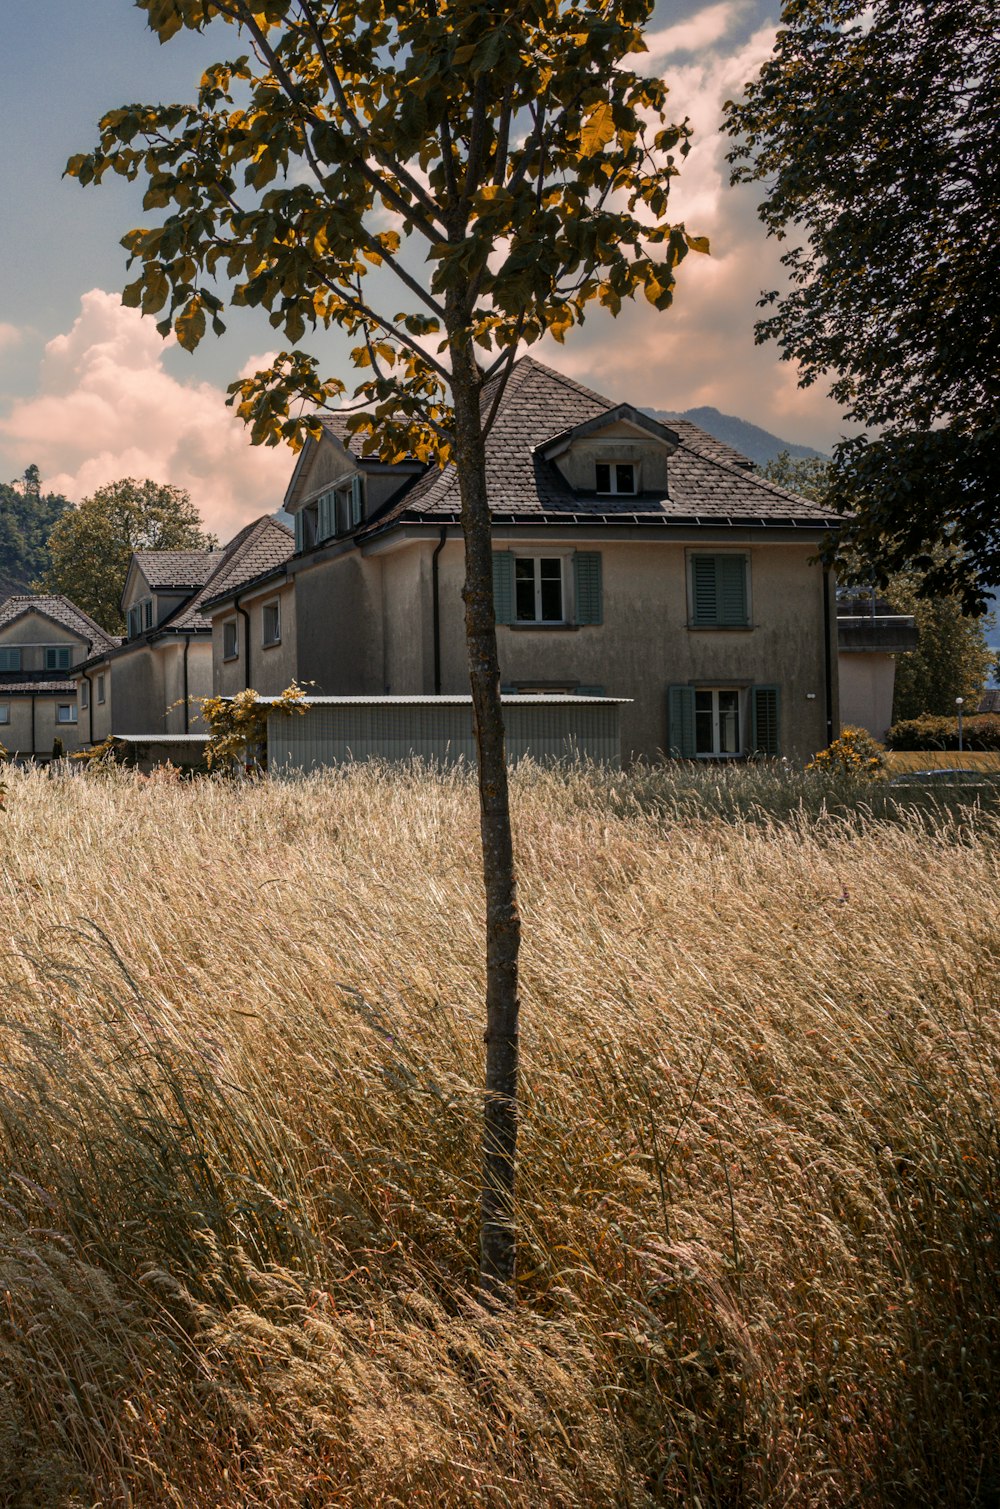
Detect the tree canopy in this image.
<box><xmin>41</xmin><ymin>478</ymin><xmax>217</xmax><ymax>632</ymax></box>
<box><xmin>0</xmin><ymin>466</ymin><xmax>70</xmax><ymax>600</ymax></box>
<box><xmin>69</xmin><ymin>0</ymin><xmax>701</xmax><ymax>1296</ymax></box>
<box><xmin>726</xmin><ymin>0</ymin><xmax>999</xmax><ymax>610</ymax></box>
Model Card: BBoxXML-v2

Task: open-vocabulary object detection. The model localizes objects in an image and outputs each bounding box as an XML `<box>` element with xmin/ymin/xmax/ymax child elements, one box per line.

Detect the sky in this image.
<box><xmin>0</xmin><ymin>1</ymin><xmax>850</xmax><ymax>541</ymax></box>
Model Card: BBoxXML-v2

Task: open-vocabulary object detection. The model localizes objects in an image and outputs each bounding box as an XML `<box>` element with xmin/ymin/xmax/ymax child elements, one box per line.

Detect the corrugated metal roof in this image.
<box><xmin>255</xmin><ymin>694</ymin><xmax>632</xmax><ymax>705</ymax></box>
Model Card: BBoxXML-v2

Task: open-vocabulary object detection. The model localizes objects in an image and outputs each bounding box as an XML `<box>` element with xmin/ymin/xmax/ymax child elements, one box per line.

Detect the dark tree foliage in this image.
<box><xmin>726</xmin><ymin>0</ymin><xmax>1000</xmax><ymax>611</ymax></box>
<box><xmin>0</xmin><ymin>466</ymin><xmax>71</xmax><ymax>600</ymax></box>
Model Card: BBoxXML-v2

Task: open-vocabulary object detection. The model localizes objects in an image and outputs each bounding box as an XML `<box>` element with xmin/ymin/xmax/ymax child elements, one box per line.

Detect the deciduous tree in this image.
<box><xmin>41</xmin><ymin>477</ymin><xmax>217</xmax><ymax>632</ymax></box>
<box><xmin>726</xmin><ymin>0</ymin><xmax>1000</xmax><ymax>610</ymax></box>
<box><xmin>69</xmin><ymin>0</ymin><xmax>702</xmax><ymax>1297</ymax></box>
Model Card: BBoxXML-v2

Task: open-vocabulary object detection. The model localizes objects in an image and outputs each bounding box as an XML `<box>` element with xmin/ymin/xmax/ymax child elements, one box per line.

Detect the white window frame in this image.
<box><xmin>223</xmin><ymin>619</ymin><xmax>239</xmax><ymax>661</ymax></box>
<box><xmin>511</xmin><ymin>551</ymin><xmax>572</xmax><ymax>625</ymax></box>
<box><xmin>0</xmin><ymin>703</ymin><xmax>9</xmax><ymax>725</ymax></box>
<box><xmin>595</xmin><ymin>459</ymin><xmax>639</xmax><ymax>496</ymax></box>
<box><xmin>97</xmin><ymin>674</ymin><xmax>106</xmax><ymax>705</ymax></box>
<box><xmin>261</xmin><ymin>600</ymin><xmax>281</xmax><ymax>647</ymax></box>
<box><xmin>56</xmin><ymin>702</ymin><xmax>78</xmax><ymax>725</ymax></box>
<box><xmin>694</xmin><ymin>687</ymin><xmax>743</xmax><ymax>759</ymax></box>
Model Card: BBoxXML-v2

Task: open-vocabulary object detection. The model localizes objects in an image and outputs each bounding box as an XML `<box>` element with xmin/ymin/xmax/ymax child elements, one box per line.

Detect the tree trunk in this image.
<box><xmin>448</xmin><ymin>332</ymin><xmax>522</xmax><ymax>1303</ymax></box>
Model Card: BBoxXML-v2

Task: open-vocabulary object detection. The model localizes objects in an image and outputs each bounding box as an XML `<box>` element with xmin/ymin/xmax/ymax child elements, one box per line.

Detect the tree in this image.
<box><xmin>68</xmin><ymin>0</ymin><xmax>702</xmax><ymax>1297</ymax></box>
<box><xmin>41</xmin><ymin>478</ymin><xmax>217</xmax><ymax>632</ymax></box>
<box><xmin>726</xmin><ymin>0</ymin><xmax>1000</xmax><ymax>611</ymax></box>
<box><xmin>0</xmin><ymin>466</ymin><xmax>70</xmax><ymax>599</ymax></box>
<box><xmin>759</xmin><ymin>453</ymin><xmax>992</xmax><ymax>718</ymax></box>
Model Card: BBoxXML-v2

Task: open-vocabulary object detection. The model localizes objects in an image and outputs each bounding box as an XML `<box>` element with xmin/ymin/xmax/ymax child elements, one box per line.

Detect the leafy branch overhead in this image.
<box><xmin>67</xmin><ymin>0</ymin><xmax>707</xmax><ymax>461</ymax></box>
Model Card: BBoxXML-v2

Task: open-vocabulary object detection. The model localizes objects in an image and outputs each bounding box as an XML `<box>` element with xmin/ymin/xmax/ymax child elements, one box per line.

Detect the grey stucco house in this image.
<box><xmin>205</xmin><ymin>357</ymin><xmax>843</xmax><ymax>763</ymax></box>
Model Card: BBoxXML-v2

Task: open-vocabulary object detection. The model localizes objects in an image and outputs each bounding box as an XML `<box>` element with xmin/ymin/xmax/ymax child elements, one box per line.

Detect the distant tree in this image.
<box><xmin>726</xmin><ymin>0</ymin><xmax>1000</xmax><ymax>610</ymax></box>
<box><xmin>760</xmin><ymin>453</ymin><xmax>992</xmax><ymax>717</ymax></box>
<box><xmin>0</xmin><ymin>466</ymin><xmax>70</xmax><ymax>598</ymax></box>
<box><xmin>40</xmin><ymin>478</ymin><xmax>217</xmax><ymax>632</ymax></box>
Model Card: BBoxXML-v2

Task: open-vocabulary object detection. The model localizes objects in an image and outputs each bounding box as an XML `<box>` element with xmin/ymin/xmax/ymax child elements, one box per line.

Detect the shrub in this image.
<box><xmin>886</xmin><ymin>712</ymin><xmax>1000</xmax><ymax>750</ymax></box>
<box><xmin>807</xmin><ymin>725</ymin><xmax>886</xmax><ymax>777</ymax></box>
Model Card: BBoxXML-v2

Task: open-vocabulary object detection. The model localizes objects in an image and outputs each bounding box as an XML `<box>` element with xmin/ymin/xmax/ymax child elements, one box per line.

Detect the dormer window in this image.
<box><xmin>315</xmin><ymin>475</ymin><xmax>365</xmax><ymax>544</ymax></box>
<box><xmin>45</xmin><ymin>647</ymin><xmax>72</xmax><ymax>671</ymax></box>
<box><xmin>596</xmin><ymin>461</ymin><xmax>636</xmax><ymax>496</ymax></box>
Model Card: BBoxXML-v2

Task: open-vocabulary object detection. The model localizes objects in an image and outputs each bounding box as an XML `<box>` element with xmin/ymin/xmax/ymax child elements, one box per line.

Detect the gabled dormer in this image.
<box><xmin>533</xmin><ymin>403</ymin><xmax>679</xmax><ymax>499</ymax></box>
<box><xmin>121</xmin><ymin>550</ymin><xmax>221</xmax><ymax>639</ymax></box>
<box><xmin>284</xmin><ymin>417</ymin><xmax>424</xmax><ymax>553</ymax></box>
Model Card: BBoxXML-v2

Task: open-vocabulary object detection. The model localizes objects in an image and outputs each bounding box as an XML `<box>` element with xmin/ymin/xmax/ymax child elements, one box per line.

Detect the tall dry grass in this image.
<box><xmin>0</xmin><ymin>761</ymin><xmax>997</xmax><ymax>1506</ymax></box>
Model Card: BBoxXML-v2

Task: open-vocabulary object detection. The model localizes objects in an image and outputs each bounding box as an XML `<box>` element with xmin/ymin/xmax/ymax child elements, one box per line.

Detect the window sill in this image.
<box><xmin>223</xmin><ymin>653</ymin><xmax>240</xmax><ymax>663</ymax></box>
<box><xmin>503</xmin><ymin>622</ymin><xmax>580</xmax><ymax>632</ymax></box>
<box><xmin>261</xmin><ymin>639</ymin><xmax>282</xmax><ymax>650</ymax></box>
<box><xmin>686</xmin><ymin>623</ymin><xmax>753</xmax><ymax>632</ymax></box>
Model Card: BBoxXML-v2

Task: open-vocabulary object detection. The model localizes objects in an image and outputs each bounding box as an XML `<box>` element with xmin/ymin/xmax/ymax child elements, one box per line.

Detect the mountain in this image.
<box><xmin>643</xmin><ymin>405</ymin><xmax>828</xmax><ymax>468</ymax></box>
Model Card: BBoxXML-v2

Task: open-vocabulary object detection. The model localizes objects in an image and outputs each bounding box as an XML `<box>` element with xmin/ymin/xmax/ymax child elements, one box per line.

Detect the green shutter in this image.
<box><xmin>294</xmin><ymin>511</ymin><xmax>304</xmax><ymax>551</ymax></box>
<box><xmin>716</xmin><ymin>554</ymin><xmax>748</xmax><ymax>626</ymax></box>
<box><xmin>573</xmin><ymin>551</ymin><xmax>603</xmax><ymax>625</ymax></box>
<box><xmin>318</xmin><ymin>491</ymin><xmax>333</xmax><ymax>542</ymax></box>
<box><xmin>0</xmin><ymin>648</ymin><xmax>21</xmax><ymax>672</ymax></box>
<box><xmin>492</xmin><ymin>551</ymin><xmax>514</xmax><ymax>624</ymax></box>
<box><xmin>691</xmin><ymin>555</ymin><xmax>718</xmax><ymax>626</ymax></box>
<box><xmin>667</xmin><ymin>684</ymin><xmax>696</xmax><ymax>757</ymax></box>
<box><xmin>351</xmin><ymin>473</ymin><xmax>364</xmax><ymax>527</ymax></box>
<box><xmin>751</xmin><ymin>684</ymin><xmax>781</xmax><ymax>756</ymax></box>
<box><xmin>691</xmin><ymin>554</ymin><xmax>748</xmax><ymax>626</ymax></box>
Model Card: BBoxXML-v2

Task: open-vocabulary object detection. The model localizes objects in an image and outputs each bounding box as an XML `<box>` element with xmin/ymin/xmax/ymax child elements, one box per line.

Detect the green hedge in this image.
<box><xmin>885</xmin><ymin>713</ymin><xmax>1000</xmax><ymax>750</ymax></box>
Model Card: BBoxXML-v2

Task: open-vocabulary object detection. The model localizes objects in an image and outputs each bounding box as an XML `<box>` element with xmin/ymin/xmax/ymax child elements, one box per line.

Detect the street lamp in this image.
<box><xmin>956</xmin><ymin>697</ymin><xmax>964</xmax><ymax>753</ymax></box>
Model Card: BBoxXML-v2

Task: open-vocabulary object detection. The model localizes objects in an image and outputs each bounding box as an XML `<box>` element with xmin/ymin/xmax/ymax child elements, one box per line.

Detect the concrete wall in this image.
<box><xmin>295</xmin><ymin>553</ymin><xmax>385</xmax><ymax>693</ymax></box>
<box><xmin>77</xmin><ymin>666</ymin><xmax>113</xmax><ymax>744</ymax></box>
<box><xmin>212</xmin><ymin>583</ymin><xmax>298</xmax><ymax>698</ymax></box>
<box><xmin>0</xmin><ymin>693</ymin><xmax>84</xmax><ymax>757</ymax></box>
<box><xmin>161</xmin><ymin>640</ymin><xmax>212</xmax><ymax>732</ymax></box>
<box><xmin>434</xmin><ymin>535</ymin><xmax>835</xmax><ymax>762</ymax></box>
<box><xmin>839</xmin><ymin>653</ymin><xmax>897</xmax><ymax>741</ymax></box>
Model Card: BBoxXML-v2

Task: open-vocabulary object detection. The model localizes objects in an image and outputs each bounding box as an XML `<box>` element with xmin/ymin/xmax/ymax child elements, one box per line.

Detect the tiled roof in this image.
<box><xmin>133</xmin><ymin>549</ymin><xmax>223</xmax><ymax>589</ymax></box>
<box><xmin>359</xmin><ymin>357</ymin><xmax>842</xmax><ymax>536</ymax></box>
<box><xmin>0</xmin><ymin>594</ymin><xmax>118</xmax><ymax>655</ymax></box>
<box><xmin>168</xmin><ymin>516</ymin><xmax>295</xmax><ymax>628</ymax></box>
<box><xmin>0</xmin><ymin>677</ymin><xmax>77</xmax><ymax>695</ymax></box>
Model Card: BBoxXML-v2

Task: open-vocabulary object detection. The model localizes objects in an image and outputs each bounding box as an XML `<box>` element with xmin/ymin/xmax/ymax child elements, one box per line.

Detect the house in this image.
<box><xmin>836</xmin><ymin>589</ymin><xmax>918</xmax><ymax>739</ymax></box>
<box><xmin>205</xmin><ymin>357</ymin><xmax>843</xmax><ymax>763</ymax></box>
<box><xmin>0</xmin><ymin>595</ymin><xmax>118</xmax><ymax>758</ymax></box>
<box><xmin>74</xmin><ymin>517</ymin><xmax>294</xmax><ymax>749</ymax></box>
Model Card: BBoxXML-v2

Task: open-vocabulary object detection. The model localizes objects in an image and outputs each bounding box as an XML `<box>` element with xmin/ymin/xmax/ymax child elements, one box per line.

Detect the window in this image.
<box><xmin>493</xmin><ymin>551</ymin><xmax>603</xmax><ymax>626</ymax></box>
<box><xmin>0</xmin><ymin>648</ymin><xmax>21</xmax><ymax>672</ymax></box>
<box><xmin>223</xmin><ymin>620</ymin><xmax>239</xmax><ymax>660</ymax></box>
<box><xmin>97</xmin><ymin>674</ymin><xmax>106</xmax><ymax>705</ymax></box>
<box><xmin>595</xmin><ymin>461</ymin><xmax>636</xmax><ymax>495</ymax></box>
<box><xmin>80</xmin><ymin>681</ymin><xmax>89</xmax><ymax>710</ymax></box>
<box><xmin>0</xmin><ymin>704</ymin><xmax>9</xmax><ymax>725</ymax></box>
<box><xmin>695</xmin><ymin>689</ymin><xmax>741</xmax><ymax>756</ymax></box>
<box><xmin>688</xmin><ymin>553</ymin><xmax>749</xmax><ymax>628</ymax></box>
<box><xmin>669</xmin><ymin>684</ymin><xmax>780</xmax><ymax>759</ymax></box>
<box><xmin>515</xmin><ymin>557</ymin><xmax>564</xmax><ymax>623</ymax></box>
<box><xmin>45</xmin><ymin>646</ymin><xmax>71</xmax><ymax>671</ymax></box>
<box><xmin>262</xmin><ymin>601</ymin><xmax>281</xmax><ymax>646</ymax></box>
<box><xmin>143</xmin><ymin>599</ymin><xmax>153</xmax><ymax>630</ymax></box>
<box><xmin>57</xmin><ymin>703</ymin><xmax>77</xmax><ymax>724</ymax></box>
<box><xmin>316</xmin><ymin>475</ymin><xmax>365</xmax><ymax>542</ymax></box>
<box><xmin>127</xmin><ymin>605</ymin><xmax>142</xmax><ymax>638</ymax></box>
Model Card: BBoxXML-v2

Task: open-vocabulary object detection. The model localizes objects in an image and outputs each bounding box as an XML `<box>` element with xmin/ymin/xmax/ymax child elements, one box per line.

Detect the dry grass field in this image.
<box><xmin>0</xmin><ymin>761</ymin><xmax>997</xmax><ymax>1507</ymax></box>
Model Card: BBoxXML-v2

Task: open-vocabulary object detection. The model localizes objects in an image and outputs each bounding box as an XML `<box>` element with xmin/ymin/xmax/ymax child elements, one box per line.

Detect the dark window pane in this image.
<box><xmin>515</xmin><ymin>558</ymin><xmax>536</xmax><ymax>621</ymax></box>
<box><xmin>616</xmin><ymin>463</ymin><xmax>635</xmax><ymax>493</ymax></box>
<box><xmin>540</xmin><ymin>576</ymin><xmax>563</xmax><ymax>620</ymax></box>
<box><xmin>595</xmin><ymin>462</ymin><xmax>611</xmax><ymax>493</ymax></box>
<box><xmin>695</xmin><ymin>709</ymin><xmax>714</xmax><ymax>754</ymax></box>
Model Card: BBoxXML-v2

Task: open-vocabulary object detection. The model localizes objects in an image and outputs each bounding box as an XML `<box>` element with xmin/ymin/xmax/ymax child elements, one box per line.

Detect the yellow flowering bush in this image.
<box><xmin>808</xmin><ymin>725</ymin><xmax>886</xmax><ymax>779</ymax></box>
<box><xmin>201</xmin><ymin>683</ymin><xmax>308</xmax><ymax>772</ymax></box>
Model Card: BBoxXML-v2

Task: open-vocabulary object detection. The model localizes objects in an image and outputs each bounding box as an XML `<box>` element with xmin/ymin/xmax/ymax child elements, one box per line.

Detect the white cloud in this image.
<box><xmin>0</xmin><ymin>323</ymin><xmax>22</xmax><ymax>353</ymax></box>
<box><xmin>0</xmin><ymin>291</ymin><xmax>293</xmax><ymax>539</ymax></box>
<box><xmin>538</xmin><ymin>13</ymin><xmax>851</xmax><ymax>452</ymax></box>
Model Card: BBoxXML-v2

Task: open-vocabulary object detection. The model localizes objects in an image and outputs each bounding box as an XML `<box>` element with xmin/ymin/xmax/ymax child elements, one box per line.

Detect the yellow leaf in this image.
<box><xmin>684</xmin><ymin>233</ymin><xmax>711</xmax><ymax>255</ymax></box>
<box><xmin>580</xmin><ymin>102</ymin><xmax>615</xmax><ymax>158</ymax></box>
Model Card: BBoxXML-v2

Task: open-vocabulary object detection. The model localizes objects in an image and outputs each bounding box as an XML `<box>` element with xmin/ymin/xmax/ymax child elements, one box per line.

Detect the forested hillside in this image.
<box><xmin>0</xmin><ymin>466</ymin><xmax>70</xmax><ymax>599</ymax></box>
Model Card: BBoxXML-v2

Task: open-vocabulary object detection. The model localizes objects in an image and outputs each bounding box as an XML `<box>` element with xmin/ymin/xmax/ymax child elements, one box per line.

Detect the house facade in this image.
<box><xmin>0</xmin><ymin>596</ymin><xmax>117</xmax><ymax>758</ymax></box>
<box><xmin>75</xmin><ymin>519</ymin><xmax>293</xmax><ymax>746</ymax></box>
<box><xmin>206</xmin><ymin>358</ymin><xmax>842</xmax><ymax>763</ymax></box>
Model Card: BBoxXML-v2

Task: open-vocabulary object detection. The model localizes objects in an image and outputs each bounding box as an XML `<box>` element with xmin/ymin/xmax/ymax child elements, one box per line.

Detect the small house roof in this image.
<box><xmin>0</xmin><ymin>594</ymin><xmax>118</xmax><ymax>655</ymax></box>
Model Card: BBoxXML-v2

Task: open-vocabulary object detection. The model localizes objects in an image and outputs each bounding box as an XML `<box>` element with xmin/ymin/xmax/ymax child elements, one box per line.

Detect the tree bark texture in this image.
<box><xmin>448</xmin><ymin>333</ymin><xmax>522</xmax><ymax>1302</ymax></box>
